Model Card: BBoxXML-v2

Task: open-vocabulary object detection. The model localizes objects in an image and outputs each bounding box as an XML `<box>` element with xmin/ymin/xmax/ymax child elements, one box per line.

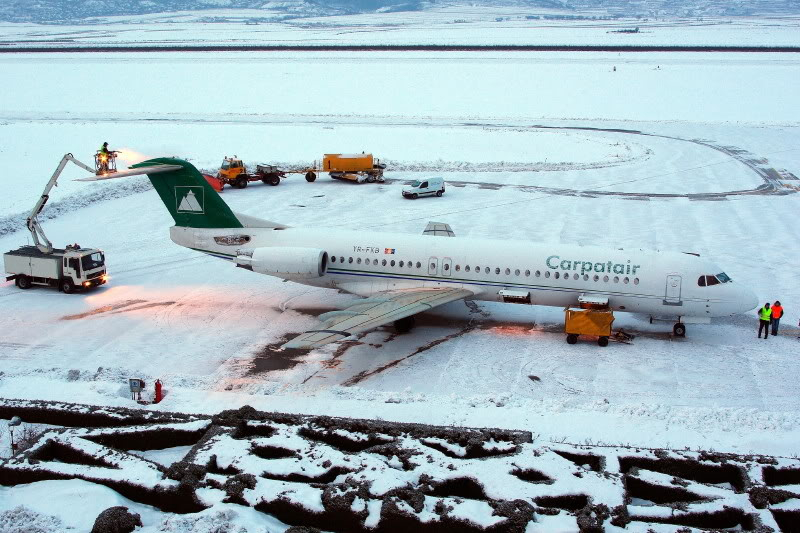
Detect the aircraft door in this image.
<box><xmin>442</xmin><ymin>257</ymin><xmax>452</xmax><ymax>277</ymax></box>
<box><xmin>428</xmin><ymin>257</ymin><xmax>438</xmax><ymax>276</ymax></box>
<box><xmin>663</xmin><ymin>274</ymin><xmax>682</xmax><ymax>306</ymax></box>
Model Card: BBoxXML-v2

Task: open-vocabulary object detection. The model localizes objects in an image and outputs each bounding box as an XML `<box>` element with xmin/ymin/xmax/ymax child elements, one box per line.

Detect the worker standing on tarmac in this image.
<box><xmin>757</xmin><ymin>303</ymin><xmax>772</xmax><ymax>339</ymax></box>
<box><xmin>770</xmin><ymin>301</ymin><xmax>784</xmax><ymax>336</ymax></box>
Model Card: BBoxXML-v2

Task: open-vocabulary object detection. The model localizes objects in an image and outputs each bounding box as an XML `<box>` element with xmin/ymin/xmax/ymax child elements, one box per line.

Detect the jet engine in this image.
<box><xmin>235</xmin><ymin>247</ymin><xmax>328</xmax><ymax>279</ymax></box>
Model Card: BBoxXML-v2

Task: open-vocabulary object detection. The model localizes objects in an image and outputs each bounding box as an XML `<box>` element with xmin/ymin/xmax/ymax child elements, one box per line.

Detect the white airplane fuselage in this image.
<box><xmin>170</xmin><ymin>225</ymin><xmax>758</xmax><ymax>321</ymax></box>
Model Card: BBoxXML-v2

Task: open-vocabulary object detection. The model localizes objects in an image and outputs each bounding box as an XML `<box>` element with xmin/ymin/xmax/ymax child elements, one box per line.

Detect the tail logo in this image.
<box><xmin>176</xmin><ymin>186</ymin><xmax>204</xmax><ymax>214</ymax></box>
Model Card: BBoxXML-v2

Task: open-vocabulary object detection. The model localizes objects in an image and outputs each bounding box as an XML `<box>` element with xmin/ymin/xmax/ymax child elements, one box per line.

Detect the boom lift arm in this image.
<box><xmin>27</xmin><ymin>153</ymin><xmax>96</xmax><ymax>254</ymax></box>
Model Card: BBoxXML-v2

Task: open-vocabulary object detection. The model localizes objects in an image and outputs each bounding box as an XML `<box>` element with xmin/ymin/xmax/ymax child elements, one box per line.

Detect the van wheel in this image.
<box><xmin>411</xmin><ymin>193</ymin><xmax>418</xmax><ymax>199</ymax></box>
<box><xmin>60</xmin><ymin>279</ymin><xmax>75</xmax><ymax>294</ymax></box>
<box><xmin>234</xmin><ymin>177</ymin><xmax>248</xmax><ymax>189</ymax></box>
<box><xmin>16</xmin><ymin>275</ymin><xmax>32</xmax><ymax>289</ymax></box>
<box><xmin>436</xmin><ymin>190</ymin><xmax>443</xmax><ymax>197</ymax></box>
<box><xmin>566</xmin><ymin>334</ymin><xmax>578</xmax><ymax>344</ymax></box>
<box><xmin>305</xmin><ymin>172</ymin><xmax>316</xmax><ymax>183</ymax></box>
<box><xmin>598</xmin><ymin>336</ymin><xmax>609</xmax><ymax>347</ymax></box>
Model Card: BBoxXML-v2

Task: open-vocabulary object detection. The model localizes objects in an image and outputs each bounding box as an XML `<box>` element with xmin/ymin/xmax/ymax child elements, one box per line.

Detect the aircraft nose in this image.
<box><xmin>739</xmin><ymin>287</ymin><xmax>758</xmax><ymax>314</ymax></box>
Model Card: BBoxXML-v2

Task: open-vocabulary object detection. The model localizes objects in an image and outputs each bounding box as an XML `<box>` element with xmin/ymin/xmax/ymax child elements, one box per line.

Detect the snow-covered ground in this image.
<box><xmin>0</xmin><ymin>47</ymin><xmax>799</xmax><ymax>530</ymax></box>
<box><xmin>2</xmin><ymin>8</ymin><xmax>800</xmax><ymax>47</ymax></box>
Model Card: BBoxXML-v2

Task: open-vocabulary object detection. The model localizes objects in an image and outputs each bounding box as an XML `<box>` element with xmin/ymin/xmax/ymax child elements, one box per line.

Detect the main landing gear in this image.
<box><xmin>394</xmin><ymin>316</ymin><xmax>416</xmax><ymax>333</ymax></box>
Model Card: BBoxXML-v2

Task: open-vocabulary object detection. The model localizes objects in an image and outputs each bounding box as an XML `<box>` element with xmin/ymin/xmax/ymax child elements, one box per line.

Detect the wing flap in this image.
<box><xmin>283</xmin><ymin>287</ymin><xmax>473</xmax><ymax>349</ymax></box>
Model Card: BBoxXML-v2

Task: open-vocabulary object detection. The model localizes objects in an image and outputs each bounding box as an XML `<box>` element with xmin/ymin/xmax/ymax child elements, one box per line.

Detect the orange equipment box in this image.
<box><xmin>565</xmin><ymin>308</ymin><xmax>614</xmax><ymax>337</ymax></box>
<box><xmin>322</xmin><ymin>153</ymin><xmax>375</xmax><ymax>172</ymax></box>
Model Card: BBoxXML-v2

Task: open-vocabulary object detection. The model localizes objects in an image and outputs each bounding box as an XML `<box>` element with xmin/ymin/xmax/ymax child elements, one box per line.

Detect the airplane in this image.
<box><xmin>81</xmin><ymin>157</ymin><xmax>758</xmax><ymax>349</ymax></box>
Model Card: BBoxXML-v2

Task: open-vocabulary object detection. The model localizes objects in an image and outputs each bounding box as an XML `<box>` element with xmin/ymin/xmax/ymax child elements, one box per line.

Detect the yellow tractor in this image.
<box><xmin>216</xmin><ymin>157</ymin><xmax>284</xmax><ymax>189</ymax></box>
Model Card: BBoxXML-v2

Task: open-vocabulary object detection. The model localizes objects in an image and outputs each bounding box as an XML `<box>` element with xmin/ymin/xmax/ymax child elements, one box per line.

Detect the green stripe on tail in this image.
<box><xmin>132</xmin><ymin>158</ymin><xmax>243</xmax><ymax>229</ymax></box>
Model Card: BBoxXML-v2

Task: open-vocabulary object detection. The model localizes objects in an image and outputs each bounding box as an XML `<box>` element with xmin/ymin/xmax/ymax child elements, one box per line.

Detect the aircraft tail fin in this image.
<box><xmin>131</xmin><ymin>158</ymin><xmax>284</xmax><ymax>229</ymax></box>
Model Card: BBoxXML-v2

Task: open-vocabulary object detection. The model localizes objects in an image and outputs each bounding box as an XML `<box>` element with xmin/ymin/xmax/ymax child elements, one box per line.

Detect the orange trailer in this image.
<box><xmin>304</xmin><ymin>153</ymin><xmax>386</xmax><ymax>183</ymax></box>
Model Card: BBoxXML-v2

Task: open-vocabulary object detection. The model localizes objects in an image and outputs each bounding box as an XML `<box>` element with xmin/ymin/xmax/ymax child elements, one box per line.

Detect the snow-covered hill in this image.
<box><xmin>1</xmin><ymin>0</ymin><xmax>799</xmax><ymax>24</ymax></box>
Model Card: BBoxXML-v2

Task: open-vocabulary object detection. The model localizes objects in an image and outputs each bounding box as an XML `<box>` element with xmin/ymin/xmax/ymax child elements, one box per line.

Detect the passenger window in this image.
<box><xmin>535</xmin><ymin>270</ymin><xmax>541</xmax><ymax>277</ymax></box>
<box><xmin>485</xmin><ymin>267</ymin><xmax>490</xmax><ymax>274</ymax></box>
<box><xmin>416</xmin><ymin>262</ymin><xmax>421</xmax><ymax>268</ymax></box>
<box><xmin>545</xmin><ymin>271</ymin><xmax>551</xmax><ymax>278</ymax></box>
<box><xmin>444</xmin><ymin>264</ymin><xmax>449</xmax><ymax>271</ymax></box>
<box><xmin>331</xmin><ymin>256</ymin><xmax>336</xmax><ymax>263</ymax></box>
<box><xmin>623</xmin><ymin>277</ymin><xmax>629</xmax><ymax>284</ymax></box>
<box><xmin>357</xmin><ymin>258</ymin><xmax>362</xmax><ymax>264</ymax></box>
<box><xmin>603</xmin><ymin>275</ymin><xmax>609</xmax><ymax>282</ymax></box>
<box><xmin>399</xmin><ymin>261</ymin><xmax>404</xmax><ymax>267</ymax></box>
<box><xmin>475</xmin><ymin>266</ymin><xmax>480</xmax><ymax>272</ymax></box>
<box><xmin>455</xmin><ymin>265</ymin><xmax>460</xmax><ymax>272</ymax></box>
<box><xmin>465</xmin><ymin>266</ymin><xmax>470</xmax><ymax>272</ymax></box>
<box><xmin>382</xmin><ymin>259</ymin><xmax>387</xmax><ymax>266</ymax></box>
<box><xmin>555</xmin><ymin>272</ymin><xmax>560</xmax><ymax>279</ymax></box>
<box><xmin>349</xmin><ymin>257</ymin><xmax>353</xmax><ymax>263</ymax></box>
<box><xmin>505</xmin><ymin>268</ymin><xmax>510</xmax><ymax>275</ymax></box>
<box><xmin>593</xmin><ymin>275</ymin><xmax>599</xmax><ymax>281</ymax></box>
<box><xmin>515</xmin><ymin>269</ymin><xmax>520</xmax><ymax>276</ymax></box>
<box><xmin>391</xmin><ymin>260</ymin><xmax>395</xmax><ymax>267</ymax></box>
<box><xmin>495</xmin><ymin>268</ymin><xmax>501</xmax><ymax>275</ymax></box>
<box><xmin>525</xmin><ymin>270</ymin><xmax>530</xmax><ymax>277</ymax></box>
<box><xmin>698</xmin><ymin>276</ymin><xmax>706</xmax><ymax>287</ymax></box>
<box><xmin>583</xmin><ymin>274</ymin><xmax>589</xmax><ymax>281</ymax></box>
<box><xmin>613</xmin><ymin>276</ymin><xmax>619</xmax><ymax>283</ymax></box>
<box><xmin>573</xmin><ymin>274</ymin><xmax>578</xmax><ymax>280</ymax></box>
<box><xmin>634</xmin><ymin>278</ymin><xmax>639</xmax><ymax>285</ymax></box>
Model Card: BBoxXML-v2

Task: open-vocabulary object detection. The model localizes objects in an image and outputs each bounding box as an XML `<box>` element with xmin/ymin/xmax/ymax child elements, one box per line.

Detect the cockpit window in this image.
<box><xmin>716</xmin><ymin>272</ymin><xmax>731</xmax><ymax>283</ymax></box>
<box><xmin>706</xmin><ymin>275</ymin><xmax>720</xmax><ymax>286</ymax></box>
<box><xmin>698</xmin><ymin>276</ymin><xmax>705</xmax><ymax>287</ymax></box>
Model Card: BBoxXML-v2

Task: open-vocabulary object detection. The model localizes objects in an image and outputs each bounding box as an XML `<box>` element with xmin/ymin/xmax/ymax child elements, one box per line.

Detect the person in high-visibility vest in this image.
<box><xmin>771</xmin><ymin>301</ymin><xmax>784</xmax><ymax>336</ymax></box>
<box><xmin>757</xmin><ymin>302</ymin><xmax>772</xmax><ymax>339</ymax></box>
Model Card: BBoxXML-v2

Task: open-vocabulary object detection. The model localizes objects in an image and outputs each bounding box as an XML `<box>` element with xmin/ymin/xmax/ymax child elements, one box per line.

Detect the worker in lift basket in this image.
<box><xmin>97</xmin><ymin>142</ymin><xmax>113</xmax><ymax>172</ymax></box>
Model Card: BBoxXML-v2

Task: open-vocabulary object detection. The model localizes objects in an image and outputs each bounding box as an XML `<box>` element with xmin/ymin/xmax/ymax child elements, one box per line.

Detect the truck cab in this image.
<box><xmin>4</xmin><ymin>245</ymin><xmax>108</xmax><ymax>294</ymax></box>
<box><xmin>402</xmin><ymin>177</ymin><xmax>445</xmax><ymax>199</ymax></box>
<box><xmin>218</xmin><ymin>157</ymin><xmax>245</xmax><ymax>181</ymax></box>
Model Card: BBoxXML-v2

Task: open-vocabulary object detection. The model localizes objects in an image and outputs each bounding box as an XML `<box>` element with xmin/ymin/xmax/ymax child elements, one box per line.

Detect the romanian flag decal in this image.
<box><xmin>384</xmin><ymin>248</ymin><xmax>396</xmax><ymax>254</ymax></box>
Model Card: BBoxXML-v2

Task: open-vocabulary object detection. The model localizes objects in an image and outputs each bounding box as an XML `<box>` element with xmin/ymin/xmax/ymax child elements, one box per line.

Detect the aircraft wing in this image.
<box><xmin>423</xmin><ymin>221</ymin><xmax>455</xmax><ymax>237</ymax></box>
<box><xmin>282</xmin><ymin>287</ymin><xmax>474</xmax><ymax>349</ymax></box>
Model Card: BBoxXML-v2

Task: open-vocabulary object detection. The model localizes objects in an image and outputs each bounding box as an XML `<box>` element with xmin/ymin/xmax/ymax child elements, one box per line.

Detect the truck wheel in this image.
<box><xmin>566</xmin><ymin>334</ymin><xmax>578</xmax><ymax>344</ymax></box>
<box><xmin>673</xmin><ymin>323</ymin><xmax>686</xmax><ymax>337</ymax></box>
<box><xmin>60</xmin><ymin>279</ymin><xmax>75</xmax><ymax>294</ymax></box>
<box><xmin>16</xmin><ymin>275</ymin><xmax>32</xmax><ymax>289</ymax></box>
<box><xmin>598</xmin><ymin>336</ymin><xmax>609</xmax><ymax>347</ymax></box>
<box><xmin>265</xmin><ymin>175</ymin><xmax>280</xmax><ymax>186</ymax></box>
<box><xmin>305</xmin><ymin>172</ymin><xmax>316</xmax><ymax>183</ymax></box>
<box><xmin>234</xmin><ymin>177</ymin><xmax>248</xmax><ymax>189</ymax></box>
<box><xmin>436</xmin><ymin>190</ymin><xmax>443</xmax><ymax>197</ymax></box>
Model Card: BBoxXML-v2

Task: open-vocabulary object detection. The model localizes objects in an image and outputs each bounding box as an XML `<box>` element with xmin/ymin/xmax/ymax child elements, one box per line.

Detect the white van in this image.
<box><xmin>402</xmin><ymin>177</ymin><xmax>445</xmax><ymax>199</ymax></box>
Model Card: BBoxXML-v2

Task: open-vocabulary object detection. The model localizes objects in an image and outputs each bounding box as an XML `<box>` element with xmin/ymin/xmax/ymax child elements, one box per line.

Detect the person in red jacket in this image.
<box><xmin>771</xmin><ymin>301</ymin><xmax>784</xmax><ymax>336</ymax></box>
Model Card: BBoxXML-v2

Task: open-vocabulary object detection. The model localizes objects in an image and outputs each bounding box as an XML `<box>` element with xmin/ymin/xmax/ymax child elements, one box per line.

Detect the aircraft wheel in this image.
<box><xmin>60</xmin><ymin>279</ymin><xmax>75</xmax><ymax>294</ymax></box>
<box><xmin>436</xmin><ymin>190</ymin><xmax>443</xmax><ymax>197</ymax></box>
<box><xmin>305</xmin><ymin>172</ymin><xmax>316</xmax><ymax>183</ymax></box>
<box><xmin>598</xmin><ymin>336</ymin><xmax>609</xmax><ymax>347</ymax></box>
<box><xmin>566</xmin><ymin>334</ymin><xmax>578</xmax><ymax>344</ymax></box>
<box><xmin>16</xmin><ymin>275</ymin><xmax>32</xmax><ymax>289</ymax></box>
<box><xmin>394</xmin><ymin>316</ymin><xmax>415</xmax><ymax>333</ymax></box>
<box><xmin>673</xmin><ymin>323</ymin><xmax>686</xmax><ymax>337</ymax></box>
